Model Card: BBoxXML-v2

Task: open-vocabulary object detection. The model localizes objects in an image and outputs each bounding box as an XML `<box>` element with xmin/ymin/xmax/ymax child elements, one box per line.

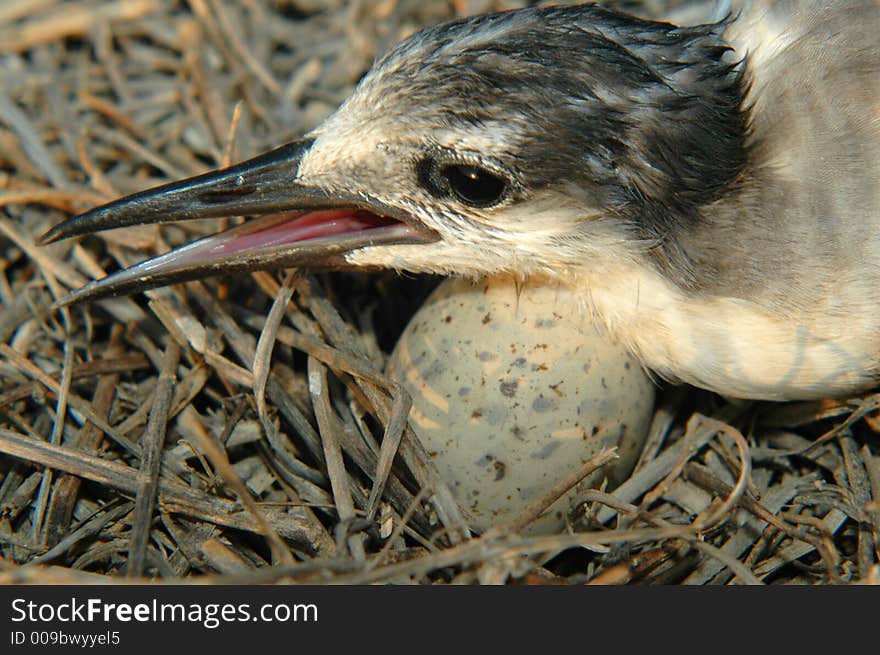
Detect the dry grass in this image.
<box><xmin>0</xmin><ymin>0</ymin><xmax>878</xmax><ymax>585</ymax></box>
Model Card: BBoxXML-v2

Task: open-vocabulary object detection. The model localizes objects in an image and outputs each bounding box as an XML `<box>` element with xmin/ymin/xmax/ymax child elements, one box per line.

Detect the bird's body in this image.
<box><xmin>651</xmin><ymin>0</ymin><xmax>880</xmax><ymax>398</ymax></box>
<box><xmin>559</xmin><ymin>0</ymin><xmax>880</xmax><ymax>399</ymax></box>
<box><xmin>42</xmin><ymin>1</ymin><xmax>880</xmax><ymax>400</ymax></box>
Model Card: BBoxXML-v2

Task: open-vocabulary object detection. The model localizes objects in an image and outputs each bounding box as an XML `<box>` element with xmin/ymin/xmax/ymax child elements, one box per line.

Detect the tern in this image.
<box><xmin>40</xmin><ymin>1</ymin><xmax>880</xmax><ymax>401</ymax></box>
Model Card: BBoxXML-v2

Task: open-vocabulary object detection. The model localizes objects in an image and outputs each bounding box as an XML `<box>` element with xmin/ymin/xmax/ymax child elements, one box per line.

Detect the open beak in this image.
<box><xmin>40</xmin><ymin>139</ymin><xmax>437</xmax><ymax>306</ymax></box>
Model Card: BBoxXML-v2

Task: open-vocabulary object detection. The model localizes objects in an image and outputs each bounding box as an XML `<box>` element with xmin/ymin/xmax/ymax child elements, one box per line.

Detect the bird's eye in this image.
<box><xmin>440</xmin><ymin>164</ymin><xmax>508</xmax><ymax>207</ymax></box>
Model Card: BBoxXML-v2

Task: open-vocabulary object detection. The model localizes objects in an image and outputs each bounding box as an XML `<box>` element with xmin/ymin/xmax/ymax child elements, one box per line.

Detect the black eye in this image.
<box><xmin>440</xmin><ymin>164</ymin><xmax>508</xmax><ymax>207</ymax></box>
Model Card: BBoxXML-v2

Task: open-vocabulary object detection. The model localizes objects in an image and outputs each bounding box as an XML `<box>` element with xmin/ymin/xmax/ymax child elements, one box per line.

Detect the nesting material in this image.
<box><xmin>0</xmin><ymin>0</ymin><xmax>877</xmax><ymax>586</ymax></box>
<box><xmin>389</xmin><ymin>275</ymin><xmax>655</xmax><ymax>533</ymax></box>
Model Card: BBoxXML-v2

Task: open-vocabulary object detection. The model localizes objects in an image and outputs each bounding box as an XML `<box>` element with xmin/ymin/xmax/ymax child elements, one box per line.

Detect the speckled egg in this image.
<box><xmin>387</xmin><ymin>275</ymin><xmax>655</xmax><ymax>534</ymax></box>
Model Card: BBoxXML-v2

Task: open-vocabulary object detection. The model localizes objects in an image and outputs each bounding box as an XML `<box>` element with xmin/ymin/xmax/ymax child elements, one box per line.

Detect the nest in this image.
<box><xmin>0</xmin><ymin>0</ymin><xmax>878</xmax><ymax>585</ymax></box>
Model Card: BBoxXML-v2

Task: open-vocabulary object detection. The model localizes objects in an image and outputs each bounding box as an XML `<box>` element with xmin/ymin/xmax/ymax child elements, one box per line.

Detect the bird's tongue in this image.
<box><xmin>205</xmin><ymin>208</ymin><xmax>401</xmax><ymax>257</ymax></box>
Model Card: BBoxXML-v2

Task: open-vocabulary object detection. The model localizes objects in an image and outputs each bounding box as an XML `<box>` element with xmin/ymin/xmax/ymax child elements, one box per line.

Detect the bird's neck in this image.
<box><xmin>604</xmin><ymin>20</ymin><xmax>753</xmax><ymax>289</ymax></box>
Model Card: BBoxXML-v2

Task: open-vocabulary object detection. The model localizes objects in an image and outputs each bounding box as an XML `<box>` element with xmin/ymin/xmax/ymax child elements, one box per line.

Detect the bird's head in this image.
<box><xmin>42</xmin><ymin>4</ymin><xmax>748</xmax><ymax>304</ymax></box>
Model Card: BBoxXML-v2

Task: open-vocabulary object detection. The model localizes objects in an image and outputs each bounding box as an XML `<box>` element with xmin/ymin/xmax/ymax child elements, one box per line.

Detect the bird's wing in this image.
<box><xmin>681</xmin><ymin>1</ymin><xmax>880</xmax><ymax>319</ymax></box>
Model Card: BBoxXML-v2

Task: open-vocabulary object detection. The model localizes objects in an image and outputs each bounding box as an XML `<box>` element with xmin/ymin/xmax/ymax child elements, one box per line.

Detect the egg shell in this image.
<box><xmin>388</xmin><ymin>275</ymin><xmax>655</xmax><ymax>534</ymax></box>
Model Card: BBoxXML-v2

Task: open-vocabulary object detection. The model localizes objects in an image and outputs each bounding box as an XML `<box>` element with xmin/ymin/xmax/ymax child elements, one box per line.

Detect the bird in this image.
<box><xmin>39</xmin><ymin>1</ymin><xmax>880</xmax><ymax>401</ymax></box>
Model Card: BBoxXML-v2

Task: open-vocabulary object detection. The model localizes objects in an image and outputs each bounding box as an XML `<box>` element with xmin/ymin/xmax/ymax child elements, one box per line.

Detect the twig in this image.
<box><xmin>309</xmin><ymin>358</ymin><xmax>366</xmax><ymax>561</ymax></box>
<box><xmin>485</xmin><ymin>448</ymin><xmax>618</xmax><ymax>537</ymax></box>
<box><xmin>30</xmin><ymin>503</ymin><xmax>134</xmax><ymax>566</ymax></box>
<box><xmin>691</xmin><ymin>417</ymin><xmax>752</xmax><ymax>532</ymax></box>
<box><xmin>365</xmin><ymin>388</ymin><xmax>412</xmax><ymax>521</ymax></box>
<box><xmin>253</xmin><ymin>272</ymin><xmax>296</xmax><ymax>455</ymax></box>
<box><xmin>128</xmin><ymin>341</ymin><xmax>180</xmax><ymax>576</ymax></box>
<box><xmin>32</xmin><ymin>339</ymin><xmax>75</xmax><ymax>545</ymax></box>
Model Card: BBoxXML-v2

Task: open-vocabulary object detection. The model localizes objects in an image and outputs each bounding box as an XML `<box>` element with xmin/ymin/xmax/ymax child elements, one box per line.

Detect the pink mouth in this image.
<box><xmin>199</xmin><ymin>209</ymin><xmax>404</xmax><ymax>258</ymax></box>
